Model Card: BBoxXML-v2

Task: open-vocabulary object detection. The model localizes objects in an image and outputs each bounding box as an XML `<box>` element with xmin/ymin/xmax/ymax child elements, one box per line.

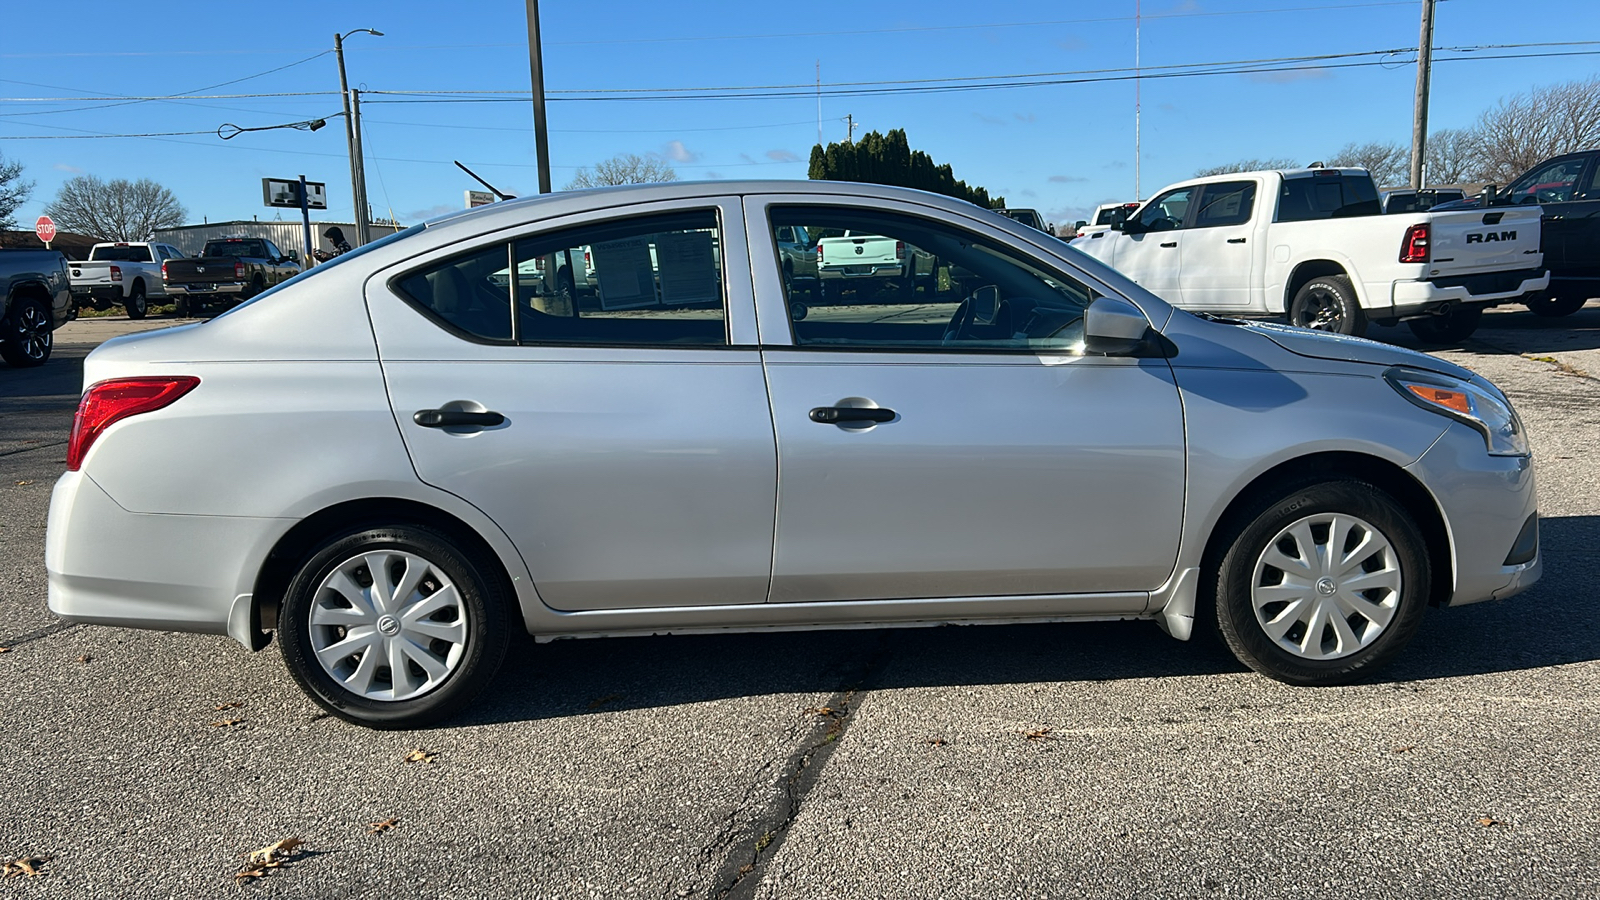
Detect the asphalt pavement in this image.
<box><xmin>1</xmin><ymin>308</ymin><xmax>1597</xmax><ymax>898</ymax></box>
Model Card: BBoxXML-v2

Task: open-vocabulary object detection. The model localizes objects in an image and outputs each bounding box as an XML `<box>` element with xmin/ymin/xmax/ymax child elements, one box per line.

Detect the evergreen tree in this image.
<box><xmin>807</xmin><ymin>129</ymin><xmax>1004</xmax><ymax>208</ymax></box>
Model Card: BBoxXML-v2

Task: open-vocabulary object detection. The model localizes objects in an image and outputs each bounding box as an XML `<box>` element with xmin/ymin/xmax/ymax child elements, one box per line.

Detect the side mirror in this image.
<box><xmin>1083</xmin><ymin>296</ymin><xmax>1152</xmax><ymax>356</ymax></box>
<box><xmin>1480</xmin><ymin>184</ymin><xmax>1499</xmax><ymax>205</ymax></box>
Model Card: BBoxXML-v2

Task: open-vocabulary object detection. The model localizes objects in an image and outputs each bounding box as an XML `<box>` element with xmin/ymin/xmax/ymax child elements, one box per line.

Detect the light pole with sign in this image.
<box><xmin>263</xmin><ymin>177</ymin><xmax>328</xmax><ymax>266</ymax></box>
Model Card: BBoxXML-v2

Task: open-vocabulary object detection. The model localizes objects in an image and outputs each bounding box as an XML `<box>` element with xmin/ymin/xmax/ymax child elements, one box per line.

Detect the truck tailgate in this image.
<box><xmin>164</xmin><ymin>257</ymin><xmax>240</xmax><ymax>284</ymax></box>
<box><xmin>820</xmin><ymin>234</ymin><xmax>900</xmax><ymax>268</ymax></box>
<box><xmin>68</xmin><ymin>261</ymin><xmax>117</xmax><ymax>286</ymax></box>
<box><xmin>1429</xmin><ymin>207</ymin><xmax>1543</xmax><ymax>275</ymax></box>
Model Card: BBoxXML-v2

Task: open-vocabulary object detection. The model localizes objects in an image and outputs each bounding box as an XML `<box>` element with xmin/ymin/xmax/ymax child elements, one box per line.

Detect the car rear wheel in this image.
<box><xmin>1406</xmin><ymin>305</ymin><xmax>1482</xmax><ymax>345</ymax></box>
<box><xmin>1525</xmin><ymin>292</ymin><xmax>1586</xmax><ymax>318</ymax></box>
<box><xmin>1210</xmin><ymin>480</ymin><xmax>1430</xmax><ymax>686</ymax></box>
<box><xmin>0</xmin><ymin>297</ymin><xmax>53</xmax><ymax>368</ymax></box>
<box><xmin>278</xmin><ymin>524</ymin><xmax>511</xmax><ymax>729</ymax></box>
<box><xmin>125</xmin><ymin>283</ymin><xmax>148</xmax><ymax>320</ymax></box>
<box><xmin>1289</xmin><ymin>276</ymin><xmax>1366</xmax><ymax>337</ymax></box>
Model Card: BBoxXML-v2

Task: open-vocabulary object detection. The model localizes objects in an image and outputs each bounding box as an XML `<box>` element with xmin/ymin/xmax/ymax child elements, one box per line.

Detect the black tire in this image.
<box><xmin>0</xmin><ymin>296</ymin><xmax>53</xmax><ymax>368</ymax></box>
<box><xmin>1289</xmin><ymin>275</ymin><xmax>1366</xmax><ymax>336</ymax></box>
<box><xmin>1525</xmin><ymin>292</ymin><xmax>1586</xmax><ymax>318</ymax></box>
<box><xmin>125</xmin><ymin>282</ymin><xmax>148</xmax><ymax>319</ymax></box>
<box><xmin>173</xmin><ymin>296</ymin><xmax>190</xmax><ymax>318</ymax></box>
<box><xmin>245</xmin><ymin>275</ymin><xmax>266</xmax><ymax>300</ymax></box>
<box><xmin>1209</xmin><ymin>480</ymin><xmax>1430</xmax><ymax>686</ymax></box>
<box><xmin>277</xmin><ymin>524</ymin><xmax>512</xmax><ymax>729</ymax></box>
<box><xmin>1406</xmin><ymin>306</ymin><xmax>1482</xmax><ymax>345</ymax></box>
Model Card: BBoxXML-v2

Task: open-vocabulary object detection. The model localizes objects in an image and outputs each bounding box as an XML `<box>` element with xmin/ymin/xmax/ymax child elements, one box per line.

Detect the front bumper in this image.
<box><xmin>46</xmin><ymin>471</ymin><xmax>291</xmax><ymax>647</ymax></box>
<box><xmin>1391</xmin><ymin>268</ymin><xmax>1550</xmax><ymax>315</ymax></box>
<box><xmin>1405</xmin><ymin>421</ymin><xmax>1541</xmax><ymax>606</ymax></box>
<box><xmin>165</xmin><ymin>282</ymin><xmax>247</xmax><ymax>295</ymax></box>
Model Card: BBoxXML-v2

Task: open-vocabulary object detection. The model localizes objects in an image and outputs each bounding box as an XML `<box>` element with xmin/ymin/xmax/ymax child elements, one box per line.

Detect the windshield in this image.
<box><xmin>90</xmin><ymin>245</ymin><xmax>152</xmax><ymax>262</ymax></box>
<box><xmin>211</xmin><ymin>224</ymin><xmax>426</xmax><ymax>321</ymax></box>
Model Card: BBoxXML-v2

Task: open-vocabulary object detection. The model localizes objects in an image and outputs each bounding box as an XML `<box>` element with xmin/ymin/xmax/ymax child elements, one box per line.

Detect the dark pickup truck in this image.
<box><xmin>162</xmin><ymin>236</ymin><xmax>300</xmax><ymax>316</ymax></box>
<box><xmin>0</xmin><ymin>249</ymin><xmax>72</xmax><ymax>368</ymax></box>
<box><xmin>1435</xmin><ymin>148</ymin><xmax>1600</xmax><ymax>317</ymax></box>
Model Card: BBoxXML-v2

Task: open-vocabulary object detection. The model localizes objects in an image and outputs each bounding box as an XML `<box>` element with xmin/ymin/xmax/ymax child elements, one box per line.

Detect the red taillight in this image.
<box><xmin>895</xmin><ymin>240</ymin><xmax>905</xmax><ymax>259</ymax></box>
<box><xmin>234</xmin><ymin>261</ymin><xmax>246</xmax><ymax>279</ymax></box>
<box><xmin>67</xmin><ymin>377</ymin><xmax>200</xmax><ymax>471</ymax></box>
<box><xmin>816</xmin><ymin>244</ymin><xmax>823</xmax><ymax>262</ymax></box>
<box><xmin>109</xmin><ymin>265</ymin><xmax>122</xmax><ymax>282</ymax></box>
<box><xmin>1400</xmin><ymin>223</ymin><xmax>1430</xmax><ymax>263</ymax></box>
<box><xmin>160</xmin><ymin>260</ymin><xmax>168</xmax><ymax>280</ymax></box>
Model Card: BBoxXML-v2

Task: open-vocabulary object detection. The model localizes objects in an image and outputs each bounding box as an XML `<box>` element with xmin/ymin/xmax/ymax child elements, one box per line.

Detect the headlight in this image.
<box><xmin>1385</xmin><ymin>367</ymin><xmax>1529</xmax><ymax>456</ymax></box>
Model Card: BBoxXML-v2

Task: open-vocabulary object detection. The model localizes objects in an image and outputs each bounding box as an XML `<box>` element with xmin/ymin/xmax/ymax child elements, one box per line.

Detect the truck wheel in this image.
<box><xmin>125</xmin><ymin>283</ymin><xmax>148</xmax><ymax>320</ymax></box>
<box><xmin>0</xmin><ymin>297</ymin><xmax>53</xmax><ymax>368</ymax></box>
<box><xmin>174</xmin><ymin>297</ymin><xmax>190</xmax><ymax>318</ymax></box>
<box><xmin>1406</xmin><ymin>306</ymin><xmax>1482</xmax><ymax>345</ymax></box>
<box><xmin>1289</xmin><ymin>276</ymin><xmax>1366</xmax><ymax>337</ymax></box>
<box><xmin>245</xmin><ymin>275</ymin><xmax>266</xmax><ymax>299</ymax></box>
<box><xmin>1525</xmin><ymin>292</ymin><xmax>1586</xmax><ymax>318</ymax></box>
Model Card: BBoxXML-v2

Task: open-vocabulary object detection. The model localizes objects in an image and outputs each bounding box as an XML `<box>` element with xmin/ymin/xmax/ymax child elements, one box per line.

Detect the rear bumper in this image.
<box><xmin>1404</xmin><ymin>421</ymin><xmax>1540</xmax><ymax>607</ymax></box>
<box><xmin>70</xmin><ymin>286</ymin><xmax>124</xmax><ymax>303</ymax></box>
<box><xmin>165</xmin><ymin>282</ymin><xmax>247</xmax><ymax>295</ymax></box>
<box><xmin>819</xmin><ymin>264</ymin><xmax>907</xmax><ymax>279</ymax></box>
<box><xmin>46</xmin><ymin>471</ymin><xmax>290</xmax><ymax>647</ymax></box>
<box><xmin>1391</xmin><ymin>268</ymin><xmax>1549</xmax><ymax>315</ymax></box>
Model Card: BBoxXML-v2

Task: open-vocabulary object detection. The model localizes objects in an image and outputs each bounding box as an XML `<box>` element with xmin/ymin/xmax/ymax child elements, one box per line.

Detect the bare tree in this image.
<box><xmin>1424</xmin><ymin>128</ymin><xmax>1483</xmax><ymax>184</ymax></box>
<box><xmin>564</xmin><ymin>154</ymin><xmax>678</xmax><ymax>190</ymax></box>
<box><xmin>1193</xmin><ymin>157</ymin><xmax>1300</xmax><ymax>177</ymax></box>
<box><xmin>1473</xmin><ymin>76</ymin><xmax>1600</xmax><ymax>184</ymax></box>
<box><xmin>42</xmin><ymin>175</ymin><xmax>187</xmax><ymax>241</ymax></box>
<box><xmin>0</xmin><ymin>152</ymin><xmax>32</xmax><ymax>233</ymax></box>
<box><xmin>1327</xmin><ymin>141</ymin><xmax>1410</xmax><ymax>187</ymax></box>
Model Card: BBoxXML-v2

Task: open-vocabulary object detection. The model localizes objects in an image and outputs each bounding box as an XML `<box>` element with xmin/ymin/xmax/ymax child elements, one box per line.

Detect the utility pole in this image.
<box><xmin>816</xmin><ymin>61</ymin><xmax>822</xmax><ymax>146</ymax></box>
<box><xmin>298</xmin><ymin>174</ymin><xmax>313</xmax><ymax>268</ymax></box>
<box><xmin>335</xmin><ymin>29</ymin><xmax>382</xmax><ymax>245</ymax></box>
<box><xmin>525</xmin><ymin>0</ymin><xmax>553</xmax><ymax>193</ymax></box>
<box><xmin>1135</xmin><ymin>0</ymin><xmax>1142</xmax><ymax>200</ymax></box>
<box><xmin>1409</xmin><ymin>0</ymin><xmax>1436</xmax><ymax>189</ymax></box>
<box><xmin>351</xmin><ymin>88</ymin><xmax>369</xmax><ymax>228</ymax></box>
<box><xmin>845</xmin><ymin>113</ymin><xmax>857</xmax><ymax>143</ymax></box>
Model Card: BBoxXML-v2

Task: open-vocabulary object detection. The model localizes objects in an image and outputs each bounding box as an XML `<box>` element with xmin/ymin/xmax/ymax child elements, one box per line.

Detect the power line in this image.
<box><xmin>0</xmin><ymin>52</ymin><xmax>332</xmax><ymax>118</ymax></box>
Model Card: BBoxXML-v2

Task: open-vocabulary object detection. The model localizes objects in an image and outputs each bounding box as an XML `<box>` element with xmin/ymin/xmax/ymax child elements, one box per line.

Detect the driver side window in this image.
<box><xmin>1137</xmin><ymin>187</ymin><xmax>1193</xmax><ymax>232</ymax></box>
<box><xmin>768</xmin><ymin>207</ymin><xmax>1096</xmax><ymax>353</ymax></box>
<box><xmin>1506</xmin><ymin>157</ymin><xmax>1588</xmax><ymax>205</ymax></box>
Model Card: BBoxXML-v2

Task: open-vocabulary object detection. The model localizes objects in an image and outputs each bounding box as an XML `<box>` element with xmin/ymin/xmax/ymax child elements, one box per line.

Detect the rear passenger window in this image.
<box><xmin>511</xmin><ymin>210</ymin><xmax>726</xmax><ymax>347</ymax></box>
<box><xmin>1277</xmin><ymin>175</ymin><xmax>1382</xmax><ymax>221</ymax></box>
<box><xmin>393</xmin><ymin>243</ymin><xmax>515</xmax><ymax>342</ymax></box>
<box><xmin>1193</xmin><ymin>181</ymin><xmax>1256</xmax><ymax>228</ymax></box>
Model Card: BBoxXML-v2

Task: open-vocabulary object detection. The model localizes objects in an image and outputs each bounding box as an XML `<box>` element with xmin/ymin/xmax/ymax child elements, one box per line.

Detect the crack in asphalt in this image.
<box><xmin>0</xmin><ymin>621</ymin><xmax>77</xmax><ymax>649</ymax></box>
<box><xmin>0</xmin><ymin>440</ymin><xmax>68</xmax><ymax>459</ymax></box>
<box><xmin>709</xmin><ymin>632</ymin><xmax>894</xmax><ymax>900</ymax></box>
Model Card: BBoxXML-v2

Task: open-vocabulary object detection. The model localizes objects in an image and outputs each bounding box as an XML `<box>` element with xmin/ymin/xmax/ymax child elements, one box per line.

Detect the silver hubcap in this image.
<box><xmin>14</xmin><ymin>303</ymin><xmax>50</xmax><ymax>360</ymax></box>
<box><xmin>309</xmin><ymin>550</ymin><xmax>468</xmax><ymax>702</ymax></box>
<box><xmin>1250</xmin><ymin>513</ymin><xmax>1401</xmax><ymax>660</ymax></box>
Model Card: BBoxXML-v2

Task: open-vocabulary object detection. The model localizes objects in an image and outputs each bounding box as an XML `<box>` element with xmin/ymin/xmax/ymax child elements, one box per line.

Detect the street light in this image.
<box><xmin>336</xmin><ymin>28</ymin><xmax>383</xmax><ymax>246</ymax></box>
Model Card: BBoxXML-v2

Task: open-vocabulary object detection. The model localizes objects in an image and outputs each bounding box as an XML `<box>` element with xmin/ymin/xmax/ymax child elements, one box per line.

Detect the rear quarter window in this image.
<box><xmin>1277</xmin><ymin>175</ymin><xmax>1382</xmax><ymax>222</ymax></box>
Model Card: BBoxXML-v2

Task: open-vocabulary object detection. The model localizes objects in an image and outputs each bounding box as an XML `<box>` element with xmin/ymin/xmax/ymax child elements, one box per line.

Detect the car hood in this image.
<box><xmin>1233</xmin><ymin>320</ymin><xmax>1475</xmax><ymax>379</ymax></box>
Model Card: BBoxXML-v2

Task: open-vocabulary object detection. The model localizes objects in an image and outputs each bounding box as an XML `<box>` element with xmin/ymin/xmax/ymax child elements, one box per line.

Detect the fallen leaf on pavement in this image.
<box><xmin>403</xmin><ymin>749</ymin><xmax>437</xmax><ymax>764</ymax></box>
<box><xmin>208</xmin><ymin>718</ymin><xmax>244</xmax><ymax>728</ymax></box>
<box><xmin>214</xmin><ymin>701</ymin><xmax>245</xmax><ymax>711</ymax></box>
<box><xmin>2</xmin><ymin>856</ymin><xmax>51</xmax><ymax>878</ymax></box>
<box><xmin>924</xmin><ymin>737</ymin><xmax>948</xmax><ymax>746</ymax></box>
<box><xmin>1393</xmin><ymin>745</ymin><xmax>1416</xmax><ymax>753</ymax></box>
<box><xmin>0</xmin><ymin>647</ymin><xmax>10</xmax><ymax>654</ymax></box>
<box><xmin>15</xmin><ymin>481</ymin><xmax>32</xmax><ymax>486</ymax></box>
<box><xmin>1022</xmin><ymin>727</ymin><xmax>1056</xmax><ymax>741</ymax></box>
<box><xmin>77</xmin><ymin>655</ymin><xmax>93</xmax><ymax>664</ymax></box>
<box><xmin>803</xmin><ymin>706</ymin><xmax>836</xmax><ymax>718</ymax></box>
<box><xmin>245</xmin><ymin>837</ymin><xmax>304</xmax><ymax>866</ymax></box>
<box><xmin>1477</xmin><ymin>817</ymin><xmax>1505</xmax><ymax>828</ymax></box>
<box><xmin>366</xmin><ymin>817</ymin><xmax>400</xmax><ymax>835</ymax></box>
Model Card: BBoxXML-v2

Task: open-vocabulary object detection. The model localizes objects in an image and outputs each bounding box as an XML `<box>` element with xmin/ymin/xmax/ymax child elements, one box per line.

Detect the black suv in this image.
<box><xmin>1436</xmin><ymin>149</ymin><xmax>1600</xmax><ymax>316</ymax></box>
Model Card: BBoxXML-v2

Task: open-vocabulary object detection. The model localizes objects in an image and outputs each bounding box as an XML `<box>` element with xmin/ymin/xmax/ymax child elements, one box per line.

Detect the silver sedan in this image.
<box><xmin>46</xmin><ymin>181</ymin><xmax>1540</xmax><ymax>728</ymax></box>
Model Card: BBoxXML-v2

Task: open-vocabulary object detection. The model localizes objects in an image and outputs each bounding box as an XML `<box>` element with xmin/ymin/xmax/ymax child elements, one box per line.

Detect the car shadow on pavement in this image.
<box><xmin>1368</xmin><ymin>303</ymin><xmax>1600</xmax><ymax>354</ymax></box>
<box><xmin>456</xmin><ymin>515</ymin><xmax>1599</xmax><ymax>727</ymax></box>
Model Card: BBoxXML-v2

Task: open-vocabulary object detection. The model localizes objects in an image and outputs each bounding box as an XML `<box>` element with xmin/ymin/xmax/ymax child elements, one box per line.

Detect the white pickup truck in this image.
<box><xmin>816</xmin><ymin>231</ymin><xmax>935</xmax><ymax>303</ymax></box>
<box><xmin>1070</xmin><ymin>168</ymin><xmax>1549</xmax><ymax>343</ymax></box>
<box><xmin>69</xmin><ymin>241</ymin><xmax>185</xmax><ymax>320</ymax></box>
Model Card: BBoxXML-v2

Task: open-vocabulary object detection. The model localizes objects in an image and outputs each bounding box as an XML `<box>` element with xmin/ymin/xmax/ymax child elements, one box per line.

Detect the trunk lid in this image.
<box><xmin>1426</xmin><ymin>207</ymin><xmax>1544</xmax><ymax>275</ymax></box>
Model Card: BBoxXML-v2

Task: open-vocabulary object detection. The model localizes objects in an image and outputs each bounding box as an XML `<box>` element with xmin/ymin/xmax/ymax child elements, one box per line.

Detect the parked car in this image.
<box><xmin>48</xmin><ymin>181</ymin><xmax>1541</xmax><ymax>728</ymax></box>
<box><xmin>69</xmin><ymin>241</ymin><xmax>184</xmax><ymax>319</ymax></box>
<box><xmin>997</xmin><ymin>208</ymin><xmax>1048</xmax><ymax>232</ymax></box>
<box><xmin>1432</xmin><ymin>149</ymin><xmax>1600</xmax><ymax>317</ymax></box>
<box><xmin>1</xmin><ymin>248</ymin><xmax>72</xmax><ymax>367</ymax></box>
<box><xmin>1381</xmin><ymin>188</ymin><xmax>1466</xmax><ymax>214</ymax></box>
<box><xmin>161</xmin><ymin>236</ymin><xmax>301</xmax><ymax>316</ymax></box>
<box><xmin>1071</xmin><ymin>167</ymin><xmax>1549</xmax><ymax>343</ymax></box>
<box><xmin>1076</xmin><ymin>201</ymin><xmax>1141</xmax><ymax>239</ymax></box>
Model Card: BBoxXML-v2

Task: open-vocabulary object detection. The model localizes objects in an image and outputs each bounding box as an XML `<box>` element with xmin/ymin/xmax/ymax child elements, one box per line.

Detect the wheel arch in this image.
<box><xmin>249</xmin><ymin>497</ymin><xmax>519</xmax><ymax>649</ymax></box>
<box><xmin>6</xmin><ymin>279</ymin><xmax>52</xmax><ymax>310</ymax></box>
<box><xmin>1284</xmin><ymin>259</ymin><xmax>1358</xmax><ymax>314</ymax></box>
<box><xmin>1199</xmin><ymin>450</ymin><xmax>1453</xmax><ymax>610</ymax></box>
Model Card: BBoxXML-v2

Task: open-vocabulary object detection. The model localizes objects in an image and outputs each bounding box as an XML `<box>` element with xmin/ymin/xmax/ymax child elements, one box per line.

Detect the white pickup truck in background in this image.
<box><xmin>1070</xmin><ymin>167</ymin><xmax>1549</xmax><ymax>343</ymax></box>
<box><xmin>816</xmin><ymin>230</ymin><xmax>929</xmax><ymax>303</ymax></box>
<box><xmin>69</xmin><ymin>241</ymin><xmax>185</xmax><ymax>320</ymax></box>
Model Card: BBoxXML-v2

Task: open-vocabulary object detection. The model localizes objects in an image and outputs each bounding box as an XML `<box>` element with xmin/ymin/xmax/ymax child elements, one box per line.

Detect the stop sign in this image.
<box><xmin>35</xmin><ymin>215</ymin><xmax>57</xmax><ymax>244</ymax></box>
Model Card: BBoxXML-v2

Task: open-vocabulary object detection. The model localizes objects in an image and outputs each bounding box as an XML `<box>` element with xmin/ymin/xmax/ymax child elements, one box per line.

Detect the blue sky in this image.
<box><xmin>4</xmin><ymin>0</ymin><xmax>1596</xmax><ymax>233</ymax></box>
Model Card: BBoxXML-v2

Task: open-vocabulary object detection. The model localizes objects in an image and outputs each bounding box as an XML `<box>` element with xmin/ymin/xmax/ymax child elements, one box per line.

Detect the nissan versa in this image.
<box><xmin>46</xmin><ymin>182</ymin><xmax>1541</xmax><ymax>728</ymax></box>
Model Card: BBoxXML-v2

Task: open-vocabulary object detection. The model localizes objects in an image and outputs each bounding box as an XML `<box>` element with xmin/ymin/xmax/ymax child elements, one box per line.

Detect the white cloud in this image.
<box><xmin>1049</xmin><ymin>174</ymin><xmax>1089</xmax><ymax>183</ymax></box>
<box><xmin>766</xmin><ymin>149</ymin><xmax>801</xmax><ymax>163</ymax></box>
<box><xmin>973</xmin><ymin>112</ymin><xmax>1006</xmax><ymax>126</ymax></box>
<box><xmin>53</xmin><ymin>163</ymin><xmax>83</xmax><ymax>173</ymax></box>
<box><xmin>662</xmin><ymin>140</ymin><xmax>700</xmax><ymax>163</ymax></box>
<box><xmin>405</xmin><ymin>203</ymin><xmax>459</xmax><ymax>221</ymax></box>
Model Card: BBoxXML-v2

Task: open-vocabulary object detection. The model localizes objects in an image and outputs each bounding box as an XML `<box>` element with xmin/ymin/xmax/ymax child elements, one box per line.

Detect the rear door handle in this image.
<box><xmin>414</xmin><ymin>409</ymin><xmax>505</xmax><ymax>428</ymax></box>
<box><xmin>1227</xmin><ymin>237</ymin><xmax>1247</xmax><ymax>244</ymax></box>
<box><xmin>810</xmin><ymin>406</ymin><xmax>895</xmax><ymax>424</ymax></box>
<box><xmin>1160</xmin><ymin>241</ymin><xmax>1177</xmax><ymax>248</ymax></box>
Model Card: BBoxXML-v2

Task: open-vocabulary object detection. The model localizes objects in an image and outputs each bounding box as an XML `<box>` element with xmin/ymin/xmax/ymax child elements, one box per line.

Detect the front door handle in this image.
<box><xmin>414</xmin><ymin>409</ymin><xmax>505</xmax><ymax>428</ymax></box>
<box><xmin>810</xmin><ymin>406</ymin><xmax>895</xmax><ymax>424</ymax></box>
<box><xmin>1160</xmin><ymin>241</ymin><xmax>1177</xmax><ymax>248</ymax></box>
<box><xmin>1227</xmin><ymin>237</ymin><xmax>1247</xmax><ymax>244</ymax></box>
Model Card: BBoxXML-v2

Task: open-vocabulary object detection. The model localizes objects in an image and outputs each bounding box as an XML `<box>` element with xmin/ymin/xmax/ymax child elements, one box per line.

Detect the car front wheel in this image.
<box><xmin>278</xmin><ymin>524</ymin><xmax>511</xmax><ymax>729</ymax></box>
<box><xmin>1211</xmin><ymin>480</ymin><xmax>1430</xmax><ymax>686</ymax></box>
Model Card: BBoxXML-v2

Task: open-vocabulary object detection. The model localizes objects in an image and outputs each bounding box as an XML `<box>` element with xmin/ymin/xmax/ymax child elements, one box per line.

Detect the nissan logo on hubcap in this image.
<box><xmin>377</xmin><ymin>615</ymin><xmax>401</xmax><ymax>636</ymax></box>
<box><xmin>1316</xmin><ymin>577</ymin><xmax>1337</xmax><ymax>595</ymax></box>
